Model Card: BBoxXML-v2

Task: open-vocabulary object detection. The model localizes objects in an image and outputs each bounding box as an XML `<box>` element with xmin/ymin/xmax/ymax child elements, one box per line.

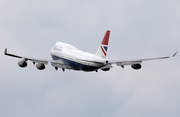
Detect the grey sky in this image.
<box><xmin>0</xmin><ymin>0</ymin><xmax>180</xmax><ymax>117</ymax></box>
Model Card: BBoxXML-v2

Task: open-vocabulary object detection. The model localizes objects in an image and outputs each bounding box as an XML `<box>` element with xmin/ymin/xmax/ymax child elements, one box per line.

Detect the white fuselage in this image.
<box><xmin>50</xmin><ymin>42</ymin><xmax>107</xmax><ymax>71</ymax></box>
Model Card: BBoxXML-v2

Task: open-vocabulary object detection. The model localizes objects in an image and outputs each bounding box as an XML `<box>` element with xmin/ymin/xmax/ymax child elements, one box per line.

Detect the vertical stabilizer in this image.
<box><xmin>96</xmin><ymin>30</ymin><xmax>110</xmax><ymax>58</ymax></box>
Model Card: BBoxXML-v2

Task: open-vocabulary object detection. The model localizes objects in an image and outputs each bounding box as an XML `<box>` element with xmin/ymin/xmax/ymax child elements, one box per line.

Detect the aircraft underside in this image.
<box><xmin>51</xmin><ymin>54</ymin><xmax>101</xmax><ymax>71</ymax></box>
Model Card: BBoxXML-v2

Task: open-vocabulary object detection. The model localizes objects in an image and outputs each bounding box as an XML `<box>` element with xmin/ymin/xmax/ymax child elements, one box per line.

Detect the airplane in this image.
<box><xmin>4</xmin><ymin>30</ymin><xmax>177</xmax><ymax>72</ymax></box>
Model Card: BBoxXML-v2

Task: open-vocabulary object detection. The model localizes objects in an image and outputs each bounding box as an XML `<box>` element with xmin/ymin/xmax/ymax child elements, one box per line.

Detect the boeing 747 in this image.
<box><xmin>4</xmin><ymin>30</ymin><xmax>177</xmax><ymax>72</ymax></box>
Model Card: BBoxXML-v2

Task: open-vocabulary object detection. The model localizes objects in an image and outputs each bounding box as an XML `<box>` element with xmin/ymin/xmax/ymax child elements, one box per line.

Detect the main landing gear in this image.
<box><xmin>54</xmin><ymin>67</ymin><xmax>65</xmax><ymax>72</ymax></box>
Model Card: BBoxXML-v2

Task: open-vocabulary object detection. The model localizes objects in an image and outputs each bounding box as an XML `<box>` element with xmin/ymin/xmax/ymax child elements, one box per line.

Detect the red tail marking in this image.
<box><xmin>101</xmin><ymin>30</ymin><xmax>110</xmax><ymax>45</ymax></box>
<box><xmin>101</xmin><ymin>46</ymin><xmax>106</xmax><ymax>56</ymax></box>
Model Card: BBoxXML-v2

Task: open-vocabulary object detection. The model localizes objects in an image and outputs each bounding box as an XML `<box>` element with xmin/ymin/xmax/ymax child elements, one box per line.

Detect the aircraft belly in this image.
<box><xmin>51</xmin><ymin>54</ymin><xmax>102</xmax><ymax>71</ymax></box>
<box><xmin>70</xmin><ymin>61</ymin><xmax>100</xmax><ymax>71</ymax></box>
<box><xmin>66</xmin><ymin>58</ymin><xmax>101</xmax><ymax>71</ymax></box>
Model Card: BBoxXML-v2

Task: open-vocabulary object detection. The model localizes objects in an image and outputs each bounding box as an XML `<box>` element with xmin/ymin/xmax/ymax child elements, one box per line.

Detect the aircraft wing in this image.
<box><xmin>4</xmin><ymin>48</ymin><xmax>49</xmax><ymax>64</ymax></box>
<box><xmin>108</xmin><ymin>52</ymin><xmax>177</xmax><ymax>67</ymax></box>
<box><xmin>4</xmin><ymin>48</ymin><xmax>71</xmax><ymax>69</ymax></box>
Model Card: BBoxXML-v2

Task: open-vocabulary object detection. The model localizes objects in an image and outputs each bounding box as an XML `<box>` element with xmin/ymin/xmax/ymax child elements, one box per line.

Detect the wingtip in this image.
<box><xmin>4</xmin><ymin>48</ymin><xmax>7</xmax><ymax>55</ymax></box>
<box><xmin>173</xmin><ymin>52</ymin><xmax>177</xmax><ymax>57</ymax></box>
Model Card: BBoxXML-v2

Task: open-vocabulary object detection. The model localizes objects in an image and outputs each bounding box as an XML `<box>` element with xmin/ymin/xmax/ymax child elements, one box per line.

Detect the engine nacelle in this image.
<box><xmin>36</xmin><ymin>63</ymin><xmax>45</xmax><ymax>70</ymax></box>
<box><xmin>18</xmin><ymin>59</ymin><xmax>27</xmax><ymax>68</ymax></box>
<box><xmin>101</xmin><ymin>68</ymin><xmax>110</xmax><ymax>71</ymax></box>
<box><xmin>131</xmin><ymin>64</ymin><xmax>142</xmax><ymax>70</ymax></box>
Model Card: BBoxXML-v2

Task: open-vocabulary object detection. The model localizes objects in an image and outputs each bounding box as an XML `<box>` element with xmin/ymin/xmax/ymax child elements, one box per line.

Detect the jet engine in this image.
<box><xmin>131</xmin><ymin>64</ymin><xmax>142</xmax><ymax>70</ymax></box>
<box><xmin>101</xmin><ymin>68</ymin><xmax>110</xmax><ymax>71</ymax></box>
<box><xmin>18</xmin><ymin>59</ymin><xmax>27</xmax><ymax>68</ymax></box>
<box><xmin>36</xmin><ymin>63</ymin><xmax>45</xmax><ymax>70</ymax></box>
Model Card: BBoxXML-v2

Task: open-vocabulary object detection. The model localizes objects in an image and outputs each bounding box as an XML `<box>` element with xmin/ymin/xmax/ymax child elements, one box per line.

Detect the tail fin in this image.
<box><xmin>96</xmin><ymin>30</ymin><xmax>110</xmax><ymax>58</ymax></box>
